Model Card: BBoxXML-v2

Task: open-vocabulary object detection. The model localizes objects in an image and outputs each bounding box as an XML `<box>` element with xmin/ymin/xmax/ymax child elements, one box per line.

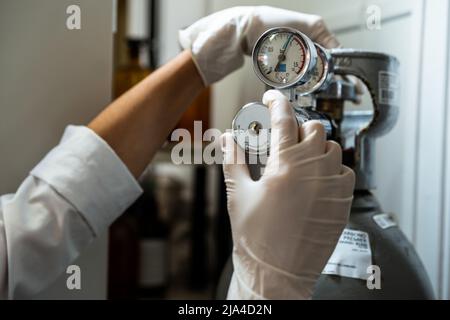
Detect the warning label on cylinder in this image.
<box><xmin>379</xmin><ymin>71</ymin><xmax>399</xmax><ymax>106</ymax></box>
<box><xmin>322</xmin><ymin>229</ymin><xmax>372</xmax><ymax>280</ymax></box>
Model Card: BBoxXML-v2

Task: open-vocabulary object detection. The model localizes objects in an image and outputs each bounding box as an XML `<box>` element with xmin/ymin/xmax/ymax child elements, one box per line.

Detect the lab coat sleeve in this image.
<box><xmin>0</xmin><ymin>125</ymin><xmax>143</xmax><ymax>299</ymax></box>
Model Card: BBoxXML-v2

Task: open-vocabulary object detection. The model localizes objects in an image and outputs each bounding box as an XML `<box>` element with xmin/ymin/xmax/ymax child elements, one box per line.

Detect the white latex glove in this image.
<box><xmin>222</xmin><ymin>90</ymin><xmax>355</xmax><ymax>300</ymax></box>
<box><xmin>179</xmin><ymin>6</ymin><xmax>339</xmax><ymax>85</ymax></box>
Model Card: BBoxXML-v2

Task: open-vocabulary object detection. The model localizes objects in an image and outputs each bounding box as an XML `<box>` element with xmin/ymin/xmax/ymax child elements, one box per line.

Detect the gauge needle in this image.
<box><xmin>274</xmin><ymin>35</ymin><xmax>293</xmax><ymax>72</ymax></box>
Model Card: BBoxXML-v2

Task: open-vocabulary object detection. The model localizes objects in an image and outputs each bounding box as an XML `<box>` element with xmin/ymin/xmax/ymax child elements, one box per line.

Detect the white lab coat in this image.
<box><xmin>0</xmin><ymin>126</ymin><xmax>142</xmax><ymax>299</ymax></box>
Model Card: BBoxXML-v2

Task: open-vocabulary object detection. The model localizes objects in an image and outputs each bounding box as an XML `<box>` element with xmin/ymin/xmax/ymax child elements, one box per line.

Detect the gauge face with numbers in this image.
<box><xmin>253</xmin><ymin>28</ymin><xmax>316</xmax><ymax>89</ymax></box>
<box><xmin>296</xmin><ymin>44</ymin><xmax>333</xmax><ymax>95</ymax></box>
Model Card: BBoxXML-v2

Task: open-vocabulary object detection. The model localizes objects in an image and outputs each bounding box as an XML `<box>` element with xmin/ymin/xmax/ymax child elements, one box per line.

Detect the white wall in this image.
<box><xmin>413</xmin><ymin>0</ymin><xmax>450</xmax><ymax>300</ymax></box>
<box><xmin>0</xmin><ymin>0</ymin><xmax>115</xmax><ymax>299</ymax></box>
<box><xmin>156</xmin><ymin>0</ymin><xmax>208</xmax><ymax>66</ymax></box>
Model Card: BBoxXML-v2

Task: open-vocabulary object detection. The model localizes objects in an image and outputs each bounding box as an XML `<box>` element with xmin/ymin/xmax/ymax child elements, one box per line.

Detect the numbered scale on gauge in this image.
<box><xmin>253</xmin><ymin>27</ymin><xmax>318</xmax><ymax>89</ymax></box>
<box><xmin>296</xmin><ymin>44</ymin><xmax>333</xmax><ymax>95</ymax></box>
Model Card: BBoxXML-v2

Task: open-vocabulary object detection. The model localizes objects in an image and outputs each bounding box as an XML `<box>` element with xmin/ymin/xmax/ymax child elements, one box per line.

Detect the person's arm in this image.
<box><xmin>0</xmin><ymin>125</ymin><xmax>143</xmax><ymax>299</ymax></box>
<box><xmin>0</xmin><ymin>51</ymin><xmax>202</xmax><ymax>299</ymax></box>
<box><xmin>88</xmin><ymin>6</ymin><xmax>348</xmax><ymax>178</ymax></box>
<box><xmin>89</xmin><ymin>50</ymin><xmax>204</xmax><ymax>178</ymax></box>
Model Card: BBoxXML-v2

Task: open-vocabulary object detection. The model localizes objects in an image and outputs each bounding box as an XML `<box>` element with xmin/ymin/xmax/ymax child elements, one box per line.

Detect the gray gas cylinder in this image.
<box><xmin>312</xmin><ymin>191</ymin><xmax>434</xmax><ymax>299</ymax></box>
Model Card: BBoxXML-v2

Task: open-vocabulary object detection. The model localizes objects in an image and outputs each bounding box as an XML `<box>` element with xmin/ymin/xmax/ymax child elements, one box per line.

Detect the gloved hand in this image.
<box><xmin>179</xmin><ymin>6</ymin><xmax>339</xmax><ymax>85</ymax></box>
<box><xmin>222</xmin><ymin>90</ymin><xmax>355</xmax><ymax>300</ymax></box>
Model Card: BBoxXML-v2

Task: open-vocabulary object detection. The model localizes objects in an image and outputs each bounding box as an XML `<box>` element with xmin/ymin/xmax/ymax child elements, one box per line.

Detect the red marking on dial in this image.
<box><xmin>293</xmin><ymin>37</ymin><xmax>306</xmax><ymax>74</ymax></box>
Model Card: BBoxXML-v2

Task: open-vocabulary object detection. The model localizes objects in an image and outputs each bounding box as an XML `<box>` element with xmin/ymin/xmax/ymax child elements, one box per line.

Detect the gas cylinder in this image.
<box><xmin>310</xmin><ymin>51</ymin><xmax>434</xmax><ymax>299</ymax></box>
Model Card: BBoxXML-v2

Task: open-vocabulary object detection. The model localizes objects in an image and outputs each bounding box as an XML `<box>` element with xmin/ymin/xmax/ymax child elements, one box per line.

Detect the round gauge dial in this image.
<box><xmin>297</xmin><ymin>44</ymin><xmax>332</xmax><ymax>95</ymax></box>
<box><xmin>253</xmin><ymin>28</ymin><xmax>317</xmax><ymax>89</ymax></box>
<box><xmin>232</xmin><ymin>102</ymin><xmax>271</xmax><ymax>155</ymax></box>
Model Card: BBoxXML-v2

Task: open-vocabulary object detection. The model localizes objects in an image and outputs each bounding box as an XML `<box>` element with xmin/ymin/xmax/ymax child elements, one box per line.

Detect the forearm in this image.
<box><xmin>88</xmin><ymin>50</ymin><xmax>204</xmax><ymax>178</ymax></box>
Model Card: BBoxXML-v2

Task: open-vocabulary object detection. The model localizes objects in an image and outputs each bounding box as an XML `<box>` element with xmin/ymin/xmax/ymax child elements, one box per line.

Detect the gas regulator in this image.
<box><xmin>232</xmin><ymin>27</ymin><xmax>400</xmax><ymax>190</ymax></box>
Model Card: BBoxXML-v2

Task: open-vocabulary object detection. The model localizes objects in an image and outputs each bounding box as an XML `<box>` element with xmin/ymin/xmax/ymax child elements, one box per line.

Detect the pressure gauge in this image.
<box><xmin>296</xmin><ymin>44</ymin><xmax>333</xmax><ymax>95</ymax></box>
<box><xmin>232</xmin><ymin>102</ymin><xmax>271</xmax><ymax>155</ymax></box>
<box><xmin>232</xmin><ymin>102</ymin><xmax>333</xmax><ymax>156</ymax></box>
<box><xmin>253</xmin><ymin>27</ymin><xmax>318</xmax><ymax>89</ymax></box>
